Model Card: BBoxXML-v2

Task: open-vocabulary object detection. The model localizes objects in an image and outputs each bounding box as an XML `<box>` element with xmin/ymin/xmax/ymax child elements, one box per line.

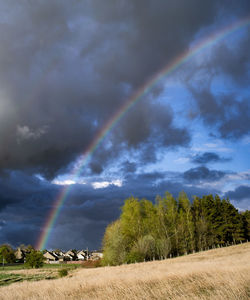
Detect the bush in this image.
<box><xmin>126</xmin><ymin>251</ymin><xmax>144</xmax><ymax>264</ymax></box>
<box><xmin>81</xmin><ymin>259</ymin><xmax>102</xmax><ymax>268</ymax></box>
<box><xmin>58</xmin><ymin>268</ymin><xmax>68</xmax><ymax>277</ymax></box>
<box><xmin>25</xmin><ymin>250</ymin><xmax>45</xmax><ymax>268</ymax></box>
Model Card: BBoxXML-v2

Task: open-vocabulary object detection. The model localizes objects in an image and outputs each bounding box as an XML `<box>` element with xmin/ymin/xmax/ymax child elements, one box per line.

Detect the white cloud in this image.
<box><xmin>53</xmin><ymin>179</ymin><xmax>76</xmax><ymax>186</ymax></box>
<box><xmin>192</xmin><ymin>143</ymin><xmax>233</xmax><ymax>153</ymax></box>
<box><xmin>92</xmin><ymin>179</ymin><xmax>123</xmax><ymax>189</ymax></box>
<box><xmin>226</xmin><ymin>171</ymin><xmax>250</xmax><ymax>181</ymax></box>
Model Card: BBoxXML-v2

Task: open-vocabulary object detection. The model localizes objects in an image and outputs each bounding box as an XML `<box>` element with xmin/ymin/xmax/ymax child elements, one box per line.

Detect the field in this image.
<box><xmin>0</xmin><ymin>243</ymin><xmax>249</xmax><ymax>299</ymax></box>
<box><xmin>0</xmin><ymin>264</ymin><xmax>80</xmax><ymax>287</ymax></box>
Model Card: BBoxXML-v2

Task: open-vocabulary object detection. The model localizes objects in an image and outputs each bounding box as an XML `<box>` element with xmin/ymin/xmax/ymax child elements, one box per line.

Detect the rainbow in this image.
<box><xmin>36</xmin><ymin>15</ymin><xmax>250</xmax><ymax>250</ymax></box>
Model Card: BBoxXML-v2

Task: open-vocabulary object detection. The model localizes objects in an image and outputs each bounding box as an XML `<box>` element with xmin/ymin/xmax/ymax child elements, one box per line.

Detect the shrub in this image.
<box><xmin>25</xmin><ymin>250</ymin><xmax>45</xmax><ymax>268</ymax></box>
<box><xmin>81</xmin><ymin>259</ymin><xmax>102</xmax><ymax>268</ymax></box>
<box><xmin>126</xmin><ymin>251</ymin><xmax>144</xmax><ymax>264</ymax></box>
<box><xmin>58</xmin><ymin>268</ymin><xmax>68</xmax><ymax>277</ymax></box>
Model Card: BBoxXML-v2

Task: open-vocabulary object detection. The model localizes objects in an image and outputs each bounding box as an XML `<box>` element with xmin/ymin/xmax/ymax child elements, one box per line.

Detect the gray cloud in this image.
<box><xmin>224</xmin><ymin>185</ymin><xmax>250</xmax><ymax>202</ymax></box>
<box><xmin>183</xmin><ymin>166</ymin><xmax>226</xmax><ymax>182</ymax></box>
<box><xmin>0</xmin><ymin>0</ymin><xmax>225</xmax><ymax>178</ymax></box>
<box><xmin>121</xmin><ymin>161</ymin><xmax>137</xmax><ymax>174</ymax></box>
<box><xmin>185</xmin><ymin>22</ymin><xmax>250</xmax><ymax>140</ymax></box>
<box><xmin>191</xmin><ymin>90</ymin><xmax>250</xmax><ymax>139</ymax></box>
<box><xmin>0</xmin><ymin>168</ymin><xmax>220</xmax><ymax>249</ymax></box>
<box><xmin>191</xmin><ymin>152</ymin><xmax>231</xmax><ymax>164</ymax></box>
<box><xmin>0</xmin><ymin>0</ymin><xmax>249</xmax><ymax>250</ymax></box>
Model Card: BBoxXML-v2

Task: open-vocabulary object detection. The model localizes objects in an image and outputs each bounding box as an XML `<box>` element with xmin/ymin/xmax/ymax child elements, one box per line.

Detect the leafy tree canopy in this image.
<box><xmin>25</xmin><ymin>250</ymin><xmax>45</xmax><ymax>268</ymax></box>
<box><xmin>102</xmin><ymin>192</ymin><xmax>248</xmax><ymax>266</ymax></box>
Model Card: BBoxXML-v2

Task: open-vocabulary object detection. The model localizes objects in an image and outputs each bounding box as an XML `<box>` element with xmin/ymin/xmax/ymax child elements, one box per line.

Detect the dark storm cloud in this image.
<box><xmin>191</xmin><ymin>152</ymin><xmax>231</xmax><ymax>164</ymax></box>
<box><xmin>0</xmin><ymin>171</ymin><xmax>59</xmax><ymax>246</ymax></box>
<box><xmin>0</xmin><ymin>223</ymin><xmax>39</xmax><ymax>248</ymax></box>
<box><xmin>89</xmin><ymin>161</ymin><xmax>104</xmax><ymax>175</ymax></box>
<box><xmin>0</xmin><ymin>0</ymin><xmax>225</xmax><ymax>177</ymax></box>
<box><xmin>1</xmin><ymin>0</ymin><xmax>249</xmax><ymax>250</ymax></box>
<box><xmin>210</xmin><ymin>28</ymin><xmax>250</xmax><ymax>87</ymax></box>
<box><xmin>183</xmin><ymin>166</ymin><xmax>226</xmax><ymax>182</ymax></box>
<box><xmin>189</xmin><ymin>88</ymin><xmax>250</xmax><ymax>140</ymax></box>
<box><xmin>186</xmin><ymin>23</ymin><xmax>250</xmax><ymax>140</ymax></box>
<box><xmin>0</xmin><ymin>171</ymin><xmax>48</xmax><ymax>211</ymax></box>
<box><xmin>121</xmin><ymin>161</ymin><xmax>137</xmax><ymax>174</ymax></box>
<box><xmin>224</xmin><ymin>185</ymin><xmax>250</xmax><ymax>202</ymax></box>
<box><xmin>0</xmin><ymin>168</ymin><xmax>220</xmax><ymax>249</ymax></box>
<box><xmin>0</xmin><ymin>220</ymin><xmax>5</xmax><ymax>228</ymax></box>
<box><xmin>46</xmin><ymin>169</ymin><xmax>221</xmax><ymax>249</ymax></box>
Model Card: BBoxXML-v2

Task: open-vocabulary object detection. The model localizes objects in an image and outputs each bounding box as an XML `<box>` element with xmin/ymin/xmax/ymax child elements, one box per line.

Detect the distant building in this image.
<box><xmin>43</xmin><ymin>251</ymin><xmax>59</xmax><ymax>263</ymax></box>
<box><xmin>77</xmin><ymin>250</ymin><xmax>87</xmax><ymax>260</ymax></box>
<box><xmin>91</xmin><ymin>251</ymin><xmax>103</xmax><ymax>260</ymax></box>
<box><xmin>65</xmin><ymin>250</ymin><xmax>76</xmax><ymax>261</ymax></box>
<box><xmin>15</xmin><ymin>247</ymin><xmax>26</xmax><ymax>262</ymax></box>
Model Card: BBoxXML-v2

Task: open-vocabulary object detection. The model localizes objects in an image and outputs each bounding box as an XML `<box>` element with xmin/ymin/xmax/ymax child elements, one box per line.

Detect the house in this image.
<box><xmin>65</xmin><ymin>250</ymin><xmax>76</xmax><ymax>261</ymax></box>
<box><xmin>52</xmin><ymin>251</ymin><xmax>66</xmax><ymax>262</ymax></box>
<box><xmin>91</xmin><ymin>251</ymin><xmax>103</xmax><ymax>260</ymax></box>
<box><xmin>43</xmin><ymin>251</ymin><xmax>59</xmax><ymax>263</ymax></box>
<box><xmin>15</xmin><ymin>247</ymin><xmax>26</xmax><ymax>262</ymax></box>
<box><xmin>77</xmin><ymin>250</ymin><xmax>87</xmax><ymax>260</ymax></box>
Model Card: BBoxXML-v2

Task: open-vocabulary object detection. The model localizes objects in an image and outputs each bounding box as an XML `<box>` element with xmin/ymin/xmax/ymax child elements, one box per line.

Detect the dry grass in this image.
<box><xmin>0</xmin><ymin>243</ymin><xmax>250</xmax><ymax>299</ymax></box>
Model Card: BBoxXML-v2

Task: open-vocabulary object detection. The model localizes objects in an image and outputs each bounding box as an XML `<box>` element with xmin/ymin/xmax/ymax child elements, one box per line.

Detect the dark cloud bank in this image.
<box><xmin>0</xmin><ymin>0</ymin><xmax>249</xmax><ymax>249</ymax></box>
<box><xmin>191</xmin><ymin>152</ymin><xmax>231</xmax><ymax>164</ymax></box>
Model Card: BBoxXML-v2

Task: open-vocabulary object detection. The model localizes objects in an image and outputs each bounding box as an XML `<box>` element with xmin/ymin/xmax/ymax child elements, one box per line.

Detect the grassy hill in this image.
<box><xmin>0</xmin><ymin>243</ymin><xmax>249</xmax><ymax>299</ymax></box>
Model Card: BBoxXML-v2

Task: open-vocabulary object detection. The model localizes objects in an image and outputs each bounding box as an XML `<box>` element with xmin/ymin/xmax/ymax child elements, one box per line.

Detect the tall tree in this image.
<box><xmin>102</xmin><ymin>220</ymin><xmax>126</xmax><ymax>266</ymax></box>
<box><xmin>177</xmin><ymin>191</ymin><xmax>195</xmax><ymax>254</ymax></box>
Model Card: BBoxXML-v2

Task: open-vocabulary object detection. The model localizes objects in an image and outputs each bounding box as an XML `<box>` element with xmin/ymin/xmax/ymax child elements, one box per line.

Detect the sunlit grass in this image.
<box><xmin>0</xmin><ymin>243</ymin><xmax>249</xmax><ymax>299</ymax></box>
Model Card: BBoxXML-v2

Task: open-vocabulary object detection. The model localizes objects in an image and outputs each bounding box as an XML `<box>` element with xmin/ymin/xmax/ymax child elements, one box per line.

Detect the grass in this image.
<box><xmin>0</xmin><ymin>243</ymin><xmax>249</xmax><ymax>299</ymax></box>
<box><xmin>1</xmin><ymin>263</ymin><xmax>81</xmax><ymax>272</ymax></box>
<box><xmin>0</xmin><ymin>263</ymin><xmax>80</xmax><ymax>286</ymax></box>
<box><xmin>0</xmin><ymin>272</ymin><xmax>55</xmax><ymax>287</ymax></box>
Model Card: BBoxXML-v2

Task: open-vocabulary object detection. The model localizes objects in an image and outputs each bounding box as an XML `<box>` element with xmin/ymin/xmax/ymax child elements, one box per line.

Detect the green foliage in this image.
<box><xmin>0</xmin><ymin>245</ymin><xmax>16</xmax><ymax>263</ymax></box>
<box><xmin>125</xmin><ymin>251</ymin><xmax>145</xmax><ymax>264</ymax></box>
<box><xmin>102</xmin><ymin>220</ymin><xmax>126</xmax><ymax>266</ymax></box>
<box><xmin>242</xmin><ymin>210</ymin><xmax>250</xmax><ymax>240</ymax></box>
<box><xmin>102</xmin><ymin>192</ymin><xmax>247</xmax><ymax>266</ymax></box>
<box><xmin>0</xmin><ymin>272</ymin><xmax>56</xmax><ymax>286</ymax></box>
<box><xmin>25</xmin><ymin>250</ymin><xmax>45</xmax><ymax>268</ymax></box>
<box><xmin>58</xmin><ymin>268</ymin><xmax>68</xmax><ymax>277</ymax></box>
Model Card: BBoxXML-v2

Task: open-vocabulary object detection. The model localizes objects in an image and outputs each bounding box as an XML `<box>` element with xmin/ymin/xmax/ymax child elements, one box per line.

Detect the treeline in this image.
<box><xmin>102</xmin><ymin>192</ymin><xmax>250</xmax><ymax>266</ymax></box>
<box><xmin>0</xmin><ymin>244</ymin><xmax>35</xmax><ymax>263</ymax></box>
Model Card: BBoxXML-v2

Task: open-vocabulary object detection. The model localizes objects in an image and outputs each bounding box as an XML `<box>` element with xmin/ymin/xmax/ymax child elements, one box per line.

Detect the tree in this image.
<box><xmin>120</xmin><ymin>197</ymin><xmax>143</xmax><ymax>249</ymax></box>
<box><xmin>0</xmin><ymin>245</ymin><xmax>16</xmax><ymax>263</ymax></box>
<box><xmin>242</xmin><ymin>210</ymin><xmax>250</xmax><ymax>240</ymax></box>
<box><xmin>221</xmin><ymin>199</ymin><xmax>244</xmax><ymax>243</ymax></box>
<box><xmin>102</xmin><ymin>220</ymin><xmax>126</xmax><ymax>266</ymax></box>
<box><xmin>192</xmin><ymin>196</ymin><xmax>210</xmax><ymax>251</ymax></box>
<box><xmin>133</xmin><ymin>235</ymin><xmax>156</xmax><ymax>261</ymax></box>
<box><xmin>102</xmin><ymin>192</ymin><xmax>248</xmax><ymax>266</ymax></box>
<box><xmin>161</xmin><ymin>192</ymin><xmax>179</xmax><ymax>255</ymax></box>
<box><xmin>177</xmin><ymin>191</ymin><xmax>195</xmax><ymax>254</ymax></box>
<box><xmin>25</xmin><ymin>250</ymin><xmax>45</xmax><ymax>268</ymax></box>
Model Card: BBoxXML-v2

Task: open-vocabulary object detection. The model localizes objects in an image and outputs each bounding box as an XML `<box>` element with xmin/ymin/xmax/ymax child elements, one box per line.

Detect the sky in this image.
<box><xmin>0</xmin><ymin>0</ymin><xmax>250</xmax><ymax>250</ymax></box>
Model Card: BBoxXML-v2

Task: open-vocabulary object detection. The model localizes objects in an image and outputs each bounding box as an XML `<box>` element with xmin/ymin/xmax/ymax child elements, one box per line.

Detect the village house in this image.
<box><xmin>91</xmin><ymin>251</ymin><xmax>103</xmax><ymax>260</ymax></box>
<box><xmin>64</xmin><ymin>250</ymin><xmax>77</xmax><ymax>261</ymax></box>
<box><xmin>13</xmin><ymin>247</ymin><xmax>103</xmax><ymax>264</ymax></box>
<box><xmin>77</xmin><ymin>250</ymin><xmax>87</xmax><ymax>261</ymax></box>
<box><xmin>43</xmin><ymin>251</ymin><xmax>59</xmax><ymax>263</ymax></box>
<box><xmin>15</xmin><ymin>247</ymin><xmax>26</xmax><ymax>262</ymax></box>
<box><xmin>52</xmin><ymin>251</ymin><xmax>66</xmax><ymax>262</ymax></box>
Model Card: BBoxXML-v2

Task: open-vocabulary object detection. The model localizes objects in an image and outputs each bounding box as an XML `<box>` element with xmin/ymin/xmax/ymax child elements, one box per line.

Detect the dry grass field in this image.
<box><xmin>0</xmin><ymin>243</ymin><xmax>249</xmax><ymax>300</ymax></box>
